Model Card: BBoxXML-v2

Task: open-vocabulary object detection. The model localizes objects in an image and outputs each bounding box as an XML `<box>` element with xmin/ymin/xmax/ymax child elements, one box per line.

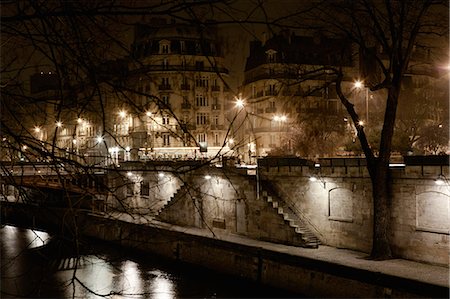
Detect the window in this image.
<box><xmin>162</xmin><ymin>77</ymin><xmax>169</xmax><ymax>86</ymax></box>
<box><xmin>141</xmin><ymin>181</ymin><xmax>149</xmax><ymax>196</ymax></box>
<box><xmin>162</xmin><ymin>134</ymin><xmax>170</xmax><ymax>146</ymax></box>
<box><xmin>162</xmin><ymin>114</ymin><xmax>170</xmax><ymax>125</ymax></box>
<box><xmin>180</xmin><ymin>41</ymin><xmax>185</xmax><ymax>52</ymax></box>
<box><xmin>197</xmin><ymin>133</ymin><xmax>207</xmax><ymax>143</ymax></box>
<box><xmin>214</xmin><ymin>134</ymin><xmax>219</xmax><ymax>145</ymax></box>
<box><xmin>159</xmin><ymin>40</ymin><xmax>170</xmax><ymax>54</ymax></box>
<box><xmin>269</xmin><ymin>101</ymin><xmax>276</xmax><ymax>109</ymax></box>
<box><xmin>213</xmin><ymin>115</ymin><xmax>219</xmax><ymax>125</ymax></box>
<box><xmin>162</xmin><ymin>58</ymin><xmax>169</xmax><ymax>69</ymax></box>
<box><xmin>266</xmin><ymin>50</ymin><xmax>277</xmax><ymax>63</ymax></box>
<box><xmin>196</xmin><ymin>113</ymin><xmax>208</xmax><ymax>125</ymax></box>
<box><xmin>195</xmin><ymin>76</ymin><xmax>209</xmax><ymax>88</ymax></box>
<box><xmin>196</xmin><ymin>94</ymin><xmax>208</xmax><ymax>106</ymax></box>
<box><xmin>161</xmin><ymin>95</ymin><xmax>170</xmax><ymax>107</ymax></box>
<box><xmin>268</xmin><ymin>84</ymin><xmax>276</xmax><ymax>95</ymax></box>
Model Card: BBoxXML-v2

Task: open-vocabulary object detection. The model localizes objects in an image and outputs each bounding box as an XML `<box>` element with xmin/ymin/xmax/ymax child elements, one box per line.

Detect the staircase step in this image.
<box><xmin>272</xmin><ymin>202</ymin><xmax>278</xmax><ymax>208</ymax></box>
<box><xmin>277</xmin><ymin>207</ymin><xmax>283</xmax><ymax>214</ymax></box>
<box><xmin>267</xmin><ymin>196</ymin><xmax>273</xmax><ymax>202</ymax></box>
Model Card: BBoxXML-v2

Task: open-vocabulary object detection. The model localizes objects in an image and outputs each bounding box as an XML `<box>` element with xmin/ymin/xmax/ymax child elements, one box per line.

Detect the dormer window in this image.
<box><xmin>159</xmin><ymin>40</ymin><xmax>170</xmax><ymax>54</ymax></box>
<box><xmin>266</xmin><ymin>49</ymin><xmax>277</xmax><ymax>63</ymax></box>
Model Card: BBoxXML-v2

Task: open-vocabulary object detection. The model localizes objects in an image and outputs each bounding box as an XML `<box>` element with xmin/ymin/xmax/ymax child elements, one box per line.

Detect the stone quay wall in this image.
<box><xmin>108</xmin><ymin>157</ymin><xmax>449</xmax><ymax>266</ymax></box>
<box><xmin>2</xmin><ymin>157</ymin><xmax>448</xmax><ymax>266</ymax></box>
<box><xmin>257</xmin><ymin>157</ymin><xmax>449</xmax><ymax>266</ymax></box>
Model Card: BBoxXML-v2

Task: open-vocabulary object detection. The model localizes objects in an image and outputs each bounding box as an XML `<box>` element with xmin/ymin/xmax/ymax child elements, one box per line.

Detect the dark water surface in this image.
<box><xmin>1</xmin><ymin>225</ymin><xmax>302</xmax><ymax>298</ymax></box>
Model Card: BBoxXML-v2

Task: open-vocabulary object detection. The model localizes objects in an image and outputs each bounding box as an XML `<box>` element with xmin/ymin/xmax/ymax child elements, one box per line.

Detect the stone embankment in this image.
<box><xmin>1</xmin><ymin>203</ymin><xmax>448</xmax><ymax>298</ymax></box>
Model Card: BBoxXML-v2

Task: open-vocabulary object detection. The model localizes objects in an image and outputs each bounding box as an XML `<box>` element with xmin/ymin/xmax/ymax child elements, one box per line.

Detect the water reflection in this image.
<box><xmin>1</xmin><ymin>226</ymin><xmax>300</xmax><ymax>298</ymax></box>
<box><xmin>147</xmin><ymin>270</ymin><xmax>175</xmax><ymax>299</ymax></box>
<box><xmin>25</xmin><ymin>229</ymin><xmax>51</xmax><ymax>248</ymax></box>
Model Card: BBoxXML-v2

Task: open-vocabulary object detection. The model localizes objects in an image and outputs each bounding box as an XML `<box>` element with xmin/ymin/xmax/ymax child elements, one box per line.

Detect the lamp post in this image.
<box><xmin>354</xmin><ymin>80</ymin><xmax>369</xmax><ymax>124</ymax></box>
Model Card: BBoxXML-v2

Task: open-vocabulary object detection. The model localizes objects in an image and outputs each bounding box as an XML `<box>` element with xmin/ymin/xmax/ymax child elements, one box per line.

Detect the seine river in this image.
<box><xmin>1</xmin><ymin>225</ymin><xmax>300</xmax><ymax>298</ymax></box>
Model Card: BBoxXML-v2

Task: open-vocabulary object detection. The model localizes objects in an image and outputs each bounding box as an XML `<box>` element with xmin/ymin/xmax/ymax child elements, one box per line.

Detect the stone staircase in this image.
<box><xmin>261</xmin><ymin>190</ymin><xmax>321</xmax><ymax>248</ymax></box>
<box><xmin>153</xmin><ymin>183</ymin><xmax>186</xmax><ymax>216</ymax></box>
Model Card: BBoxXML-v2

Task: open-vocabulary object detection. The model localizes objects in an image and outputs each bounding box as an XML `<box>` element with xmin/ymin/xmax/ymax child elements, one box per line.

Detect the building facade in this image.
<box><xmin>19</xmin><ymin>20</ymin><xmax>234</xmax><ymax>165</ymax></box>
<box><xmin>237</xmin><ymin>32</ymin><xmax>361</xmax><ymax>159</ymax></box>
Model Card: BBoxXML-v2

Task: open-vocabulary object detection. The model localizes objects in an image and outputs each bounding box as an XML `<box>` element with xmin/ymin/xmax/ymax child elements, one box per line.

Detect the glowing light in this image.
<box><xmin>204</xmin><ymin>175</ymin><xmax>212</xmax><ymax>180</ymax></box>
<box><xmin>77</xmin><ymin>118</ymin><xmax>83</xmax><ymax>124</ymax></box>
<box><xmin>354</xmin><ymin>80</ymin><xmax>363</xmax><ymax>89</ymax></box>
<box><xmin>309</xmin><ymin>176</ymin><xmax>318</xmax><ymax>182</ymax></box>
<box><xmin>146</xmin><ymin>111</ymin><xmax>152</xmax><ymax>117</ymax></box>
<box><xmin>158</xmin><ymin>172</ymin><xmax>165</xmax><ymax>178</ymax></box>
<box><xmin>228</xmin><ymin>138</ymin><xmax>234</xmax><ymax>145</ymax></box>
<box><xmin>72</xmin><ymin>139</ymin><xmax>77</xmax><ymax>144</ymax></box>
<box><xmin>235</xmin><ymin>98</ymin><xmax>245</xmax><ymax>108</ymax></box>
<box><xmin>22</xmin><ymin>145</ymin><xmax>27</xmax><ymax>151</ymax></box>
<box><xmin>119</xmin><ymin>110</ymin><xmax>127</xmax><ymax>118</ymax></box>
<box><xmin>274</xmin><ymin>115</ymin><xmax>287</xmax><ymax>122</ymax></box>
<box><xmin>125</xmin><ymin>146</ymin><xmax>131</xmax><ymax>152</ymax></box>
<box><xmin>34</xmin><ymin>126</ymin><xmax>41</xmax><ymax>133</ymax></box>
<box><xmin>358</xmin><ymin>120</ymin><xmax>364</xmax><ymax>126</ymax></box>
<box><xmin>438</xmin><ymin>124</ymin><xmax>443</xmax><ymax>128</ymax></box>
<box><xmin>96</xmin><ymin>136</ymin><xmax>103</xmax><ymax>143</ymax></box>
<box><xmin>56</xmin><ymin>121</ymin><xmax>62</xmax><ymax>127</ymax></box>
<box><xmin>127</xmin><ymin>171</ymin><xmax>133</xmax><ymax>177</ymax></box>
<box><xmin>435</xmin><ymin>175</ymin><xmax>445</xmax><ymax>185</ymax></box>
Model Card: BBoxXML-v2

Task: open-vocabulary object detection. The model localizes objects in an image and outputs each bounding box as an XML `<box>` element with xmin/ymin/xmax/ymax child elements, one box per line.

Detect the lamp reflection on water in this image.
<box><xmin>25</xmin><ymin>229</ymin><xmax>50</xmax><ymax>248</ymax></box>
<box><xmin>148</xmin><ymin>270</ymin><xmax>175</xmax><ymax>299</ymax></box>
<box><xmin>121</xmin><ymin>260</ymin><xmax>144</xmax><ymax>296</ymax></box>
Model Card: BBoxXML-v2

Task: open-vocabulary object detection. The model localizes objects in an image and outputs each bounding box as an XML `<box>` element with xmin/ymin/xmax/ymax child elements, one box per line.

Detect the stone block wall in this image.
<box><xmin>259</xmin><ymin>157</ymin><xmax>449</xmax><ymax>266</ymax></box>
<box><xmin>158</xmin><ymin>167</ymin><xmax>304</xmax><ymax>246</ymax></box>
<box><xmin>103</xmin><ymin>158</ymin><xmax>449</xmax><ymax>265</ymax></box>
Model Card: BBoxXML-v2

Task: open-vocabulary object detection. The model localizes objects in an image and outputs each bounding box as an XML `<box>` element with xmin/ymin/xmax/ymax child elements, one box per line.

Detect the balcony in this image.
<box><xmin>138</xmin><ymin>65</ymin><xmax>229</xmax><ymax>74</ymax></box>
<box><xmin>210</xmin><ymin>124</ymin><xmax>224</xmax><ymax>130</ymax></box>
<box><xmin>179</xmin><ymin>123</ymin><xmax>196</xmax><ymax>131</ymax></box>
<box><xmin>265</xmin><ymin>90</ymin><xmax>277</xmax><ymax>96</ymax></box>
<box><xmin>158</xmin><ymin>84</ymin><xmax>172</xmax><ymax>90</ymax></box>
<box><xmin>211</xmin><ymin>104</ymin><xmax>221</xmax><ymax>110</ymax></box>
<box><xmin>265</xmin><ymin>107</ymin><xmax>277</xmax><ymax>113</ymax></box>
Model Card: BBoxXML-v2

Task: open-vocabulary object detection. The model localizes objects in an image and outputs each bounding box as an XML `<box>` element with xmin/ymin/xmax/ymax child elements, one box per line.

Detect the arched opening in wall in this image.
<box><xmin>328</xmin><ymin>187</ymin><xmax>353</xmax><ymax>222</ymax></box>
<box><xmin>416</xmin><ymin>191</ymin><xmax>450</xmax><ymax>234</ymax></box>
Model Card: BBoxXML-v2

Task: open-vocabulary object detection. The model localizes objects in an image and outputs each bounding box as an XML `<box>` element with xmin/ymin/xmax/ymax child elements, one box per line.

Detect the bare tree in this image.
<box><xmin>299</xmin><ymin>0</ymin><xmax>449</xmax><ymax>259</ymax></box>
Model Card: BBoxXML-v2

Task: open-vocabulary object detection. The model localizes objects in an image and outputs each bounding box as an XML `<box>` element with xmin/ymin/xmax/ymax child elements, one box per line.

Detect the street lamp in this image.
<box><xmin>235</xmin><ymin>98</ymin><xmax>245</xmax><ymax>108</ymax></box>
<box><xmin>119</xmin><ymin>110</ymin><xmax>127</xmax><ymax>118</ymax></box>
<box><xmin>354</xmin><ymin>80</ymin><xmax>369</xmax><ymax>124</ymax></box>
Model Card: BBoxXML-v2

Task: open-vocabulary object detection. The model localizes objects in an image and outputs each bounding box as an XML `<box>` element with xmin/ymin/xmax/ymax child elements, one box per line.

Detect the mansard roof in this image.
<box><xmin>245</xmin><ymin>32</ymin><xmax>353</xmax><ymax>71</ymax></box>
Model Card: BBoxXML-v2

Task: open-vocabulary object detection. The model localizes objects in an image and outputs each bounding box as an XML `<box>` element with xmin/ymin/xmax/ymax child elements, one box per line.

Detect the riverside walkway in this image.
<box><xmin>106</xmin><ymin>211</ymin><xmax>449</xmax><ymax>297</ymax></box>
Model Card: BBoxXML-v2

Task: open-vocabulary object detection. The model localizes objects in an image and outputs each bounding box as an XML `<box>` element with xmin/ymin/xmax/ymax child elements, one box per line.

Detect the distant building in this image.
<box><xmin>238</xmin><ymin>31</ymin><xmax>359</xmax><ymax>158</ymax></box>
<box><xmin>21</xmin><ymin>19</ymin><xmax>233</xmax><ymax>165</ymax></box>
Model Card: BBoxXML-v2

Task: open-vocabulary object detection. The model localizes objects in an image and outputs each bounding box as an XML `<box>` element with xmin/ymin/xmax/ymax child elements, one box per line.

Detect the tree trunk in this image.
<box><xmin>370</xmin><ymin>161</ymin><xmax>392</xmax><ymax>259</ymax></box>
